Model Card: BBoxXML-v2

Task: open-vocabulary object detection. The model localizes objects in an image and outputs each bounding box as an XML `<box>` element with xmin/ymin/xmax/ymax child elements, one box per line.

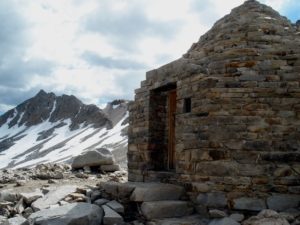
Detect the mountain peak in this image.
<box><xmin>34</xmin><ymin>90</ymin><xmax>56</xmax><ymax>102</ymax></box>
<box><xmin>36</xmin><ymin>89</ymin><xmax>47</xmax><ymax>96</ymax></box>
<box><xmin>0</xmin><ymin>92</ymin><xmax>112</xmax><ymax>130</ymax></box>
<box><xmin>0</xmin><ymin>92</ymin><xmax>129</xmax><ymax>169</ymax></box>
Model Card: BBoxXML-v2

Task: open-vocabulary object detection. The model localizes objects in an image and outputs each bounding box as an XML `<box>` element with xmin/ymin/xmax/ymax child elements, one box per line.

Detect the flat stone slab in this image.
<box><xmin>267</xmin><ymin>194</ymin><xmax>300</xmax><ymax>211</ymax></box>
<box><xmin>29</xmin><ymin>203</ymin><xmax>103</xmax><ymax>225</ymax></box>
<box><xmin>0</xmin><ymin>216</ymin><xmax>7</xmax><ymax>224</ymax></box>
<box><xmin>72</xmin><ymin>148</ymin><xmax>114</xmax><ymax>169</ymax></box>
<box><xmin>102</xmin><ymin>205</ymin><xmax>123</xmax><ymax>225</ymax></box>
<box><xmin>31</xmin><ymin>185</ymin><xmax>77</xmax><ymax>211</ymax></box>
<box><xmin>151</xmin><ymin>215</ymin><xmax>206</xmax><ymax>225</ymax></box>
<box><xmin>93</xmin><ymin>198</ymin><xmax>109</xmax><ymax>207</ymax></box>
<box><xmin>196</xmin><ymin>192</ymin><xmax>227</xmax><ymax>208</ymax></box>
<box><xmin>233</xmin><ymin>197</ymin><xmax>266</xmax><ymax>211</ymax></box>
<box><xmin>130</xmin><ymin>183</ymin><xmax>184</xmax><ymax>202</ymax></box>
<box><xmin>208</xmin><ymin>217</ymin><xmax>241</xmax><ymax>225</ymax></box>
<box><xmin>6</xmin><ymin>216</ymin><xmax>28</xmax><ymax>225</ymax></box>
<box><xmin>106</xmin><ymin>200</ymin><xmax>124</xmax><ymax>214</ymax></box>
<box><xmin>141</xmin><ymin>201</ymin><xmax>193</xmax><ymax>220</ymax></box>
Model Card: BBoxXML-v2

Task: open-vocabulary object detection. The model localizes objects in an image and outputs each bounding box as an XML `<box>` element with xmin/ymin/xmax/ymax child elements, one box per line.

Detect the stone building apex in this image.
<box><xmin>184</xmin><ymin>0</ymin><xmax>295</xmax><ymax>57</ymax></box>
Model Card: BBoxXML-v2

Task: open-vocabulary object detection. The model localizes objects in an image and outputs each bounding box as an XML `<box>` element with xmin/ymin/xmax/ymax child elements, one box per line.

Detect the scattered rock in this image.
<box><xmin>29</xmin><ymin>203</ymin><xmax>103</xmax><ymax>225</ymax></box>
<box><xmin>279</xmin><ymin>212</ymin><xmax>295</xmax><ymax>223</ymax></box>
<box><xmin>14</xmin><ymin>198</ymin><xmax>25</xmax><ymax>214</ymax></box>
<box><xmin>67</xmin><ymin>193</ymin><xmax>87</xmax><ymax>202</ymax></box>
<box><xmin>0</xmin><ymin>190</ymin><xmax>19</xmax><ymax>203</ymax></box>
<box><xmin>242</xmin><ymin>209</ymin><xmax>290</xmax><ymax>225</ymax></box>
<box><xmin>83</xmin><ymin>166</ymin><xmax>91</xmax><ymax>173</ymax></box>
<box><xmin>229</xmin><ymin>213</ymin><xmax>245</xmax><ymax>222</ymax></box>
<box><xmin>209</xmin><ymin>209</ymin><xmax>227</xmax><ymax>218</ymax></box>
<box><xmin>75</xmin><ymin>172</ymin><xmax>89</xmax><ymax>179</ymax></box>
<box><xmin>33</xmin><ymin>164</ymin><xmax>66</xmax><ymax>180</ymax></box>
<box><xmin>6</xmin><ymin>215</ymin><xmax>28</xmax><ymax>225</ymax></box>
<box><xmin>23</xmin><ymin>207</ymin><xmax>34</xmax><ymax>218</ymax></box>
<box><xmin>100</xmin><ymin>164</ymin><xmax>121</xmax><ymax>172</ymax></box>
<box><xmin>15</xmin><ymin>180</ymin><xmax>26</xmax><ymax>187</ymax></box>
<box><xmin>47</xmin><ymin>179</ymin><xmax>57</xmax><ymax>184</ymax></box>
<box><xmin>31</xmin><ymin>185</ymin><xmax>77</xmax><ymax>211</ymax></box>
<box><xmin>0</xmin><ymin>216</ymin><xmax>7</xmax><ymax>224</ymax></box>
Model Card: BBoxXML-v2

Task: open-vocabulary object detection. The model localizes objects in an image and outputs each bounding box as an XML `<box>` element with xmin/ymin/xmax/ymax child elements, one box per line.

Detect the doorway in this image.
<box><xmin>149</xmin><ymin>84</ymin><xmax>177</xmax><ymax>171</ymax></box>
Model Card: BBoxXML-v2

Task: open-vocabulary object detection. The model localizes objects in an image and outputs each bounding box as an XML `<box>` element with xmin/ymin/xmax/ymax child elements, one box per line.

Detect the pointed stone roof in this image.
<box><xmin>183</xmin><ymin>0</ymin><xmax>300</xmax><ymax>73</ymax></box>
<box><xmin>144</xmin><ymin>0</ymin><xmax>299</xmax><ymax>84</ymax></box>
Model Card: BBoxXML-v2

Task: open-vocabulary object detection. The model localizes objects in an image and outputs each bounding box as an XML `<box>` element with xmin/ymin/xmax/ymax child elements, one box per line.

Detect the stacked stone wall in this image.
<box><xmin>128</xmin><ymin>0</ymin><xmax>300</xmax><ymax>212</ymax></box>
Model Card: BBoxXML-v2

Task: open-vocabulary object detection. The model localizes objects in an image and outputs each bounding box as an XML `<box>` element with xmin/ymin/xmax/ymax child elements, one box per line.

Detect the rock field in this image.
<box><xmin>0</xmin><ymin>163</ymin><xmax>299</xmax><ymax>225</ymax></box>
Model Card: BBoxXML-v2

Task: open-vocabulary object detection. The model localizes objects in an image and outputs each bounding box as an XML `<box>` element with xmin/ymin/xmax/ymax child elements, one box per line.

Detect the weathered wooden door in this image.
<box><xmin>167</xmin><ymin>90</ymin><xmax>176</xmax><ymax>170</ymax></box>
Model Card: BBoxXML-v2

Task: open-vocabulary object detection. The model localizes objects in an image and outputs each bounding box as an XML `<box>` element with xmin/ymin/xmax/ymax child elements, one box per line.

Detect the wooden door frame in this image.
<box><xmin>167</xmin><ymin>89</ymin><xmax>176</xmax><ymax>170</ymax></box>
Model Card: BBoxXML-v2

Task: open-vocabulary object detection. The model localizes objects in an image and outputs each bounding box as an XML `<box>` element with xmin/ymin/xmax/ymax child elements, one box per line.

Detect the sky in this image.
<box><xmin>0</xmin><ymin>0</ymin><xmax>299</xmax><ymax>114</ymax></box>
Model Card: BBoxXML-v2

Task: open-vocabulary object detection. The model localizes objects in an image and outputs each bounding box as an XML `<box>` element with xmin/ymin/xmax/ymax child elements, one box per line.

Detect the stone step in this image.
<box><xmin>130</xmin><ymin>182</ymin><xmax>184</xmax><ymax>202</ymax></box>
<box><xmin>141</xmin><ymin>201</ymin><xmax>193</xmax><ymax>220</ymax></box>
<box><xmin>101</xmin><ymin>182</ymin><xmax>185</xmax><ymax>201</ymax></box>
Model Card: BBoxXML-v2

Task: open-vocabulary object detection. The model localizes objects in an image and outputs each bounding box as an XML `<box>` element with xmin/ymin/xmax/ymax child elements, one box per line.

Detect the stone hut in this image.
<box><xmin>128</xmin><ymin>0</ymin><xmax>300</xmax><ymax>211</ymax></box>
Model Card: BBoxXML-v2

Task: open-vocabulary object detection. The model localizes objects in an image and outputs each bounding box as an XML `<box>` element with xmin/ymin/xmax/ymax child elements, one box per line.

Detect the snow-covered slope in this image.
<box><xmin>0</xmin><ymin>91</ymin><xmax>128</xmax><ymax>169</ymax></box>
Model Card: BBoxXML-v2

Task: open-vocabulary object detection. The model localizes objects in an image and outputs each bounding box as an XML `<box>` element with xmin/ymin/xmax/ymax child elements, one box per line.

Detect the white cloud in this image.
<box><xmin>263</xmin><ymin>0</ymin><xmax>287</xmax><ymax>11</ymax></box>
<box><xmin>0</xmin><ymin>0</ymin><xmax>297</xmax><ymax>113</ymax></box>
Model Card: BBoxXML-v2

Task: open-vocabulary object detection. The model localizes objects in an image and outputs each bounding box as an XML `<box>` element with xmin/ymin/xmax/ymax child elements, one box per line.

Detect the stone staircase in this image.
<box><xmin>100</xmin><ymin>182</ymin><xmax>204</xmax><ymax>224</ymax></box>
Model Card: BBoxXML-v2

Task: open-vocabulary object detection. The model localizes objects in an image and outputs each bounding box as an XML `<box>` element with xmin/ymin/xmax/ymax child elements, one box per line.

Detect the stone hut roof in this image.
<box><xmin>145</xmin><ymin>0</ymin><xmax>300</xmax><ymax>84</ymax></box>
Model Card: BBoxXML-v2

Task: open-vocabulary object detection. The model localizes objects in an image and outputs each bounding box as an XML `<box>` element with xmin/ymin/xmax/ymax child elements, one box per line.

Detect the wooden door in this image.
<box><xmin>168</xmin><ymin>90</ymin><xmax>176</xmax><ymax>170</ymax></box>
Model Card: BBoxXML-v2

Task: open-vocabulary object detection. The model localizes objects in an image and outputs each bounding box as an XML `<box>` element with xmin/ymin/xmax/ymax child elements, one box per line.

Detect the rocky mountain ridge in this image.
<box><xmin>0</xmin><ymin>90</ymin><xmax>112</xmax><ymax>130</ymax></box>
<box><xmin>0</xmin><ymin>90</ymin><xmax>129</xmax><ymax>169</ymax></box>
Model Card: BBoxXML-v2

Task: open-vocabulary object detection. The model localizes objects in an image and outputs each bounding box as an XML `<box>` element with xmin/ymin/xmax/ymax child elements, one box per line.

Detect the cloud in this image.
<box><xmin>114</xmin><ymin>71</ymin><xmax>145</xmax><ymax>100</ymax></box>
<box><xmin>83</xmin><ymin>0</ymin><xmax>181</xmax><ymax>51</ymax></box>
<box><xmin>0</xmin><ymin>0</ymin><xmax>298</xmax><ymax>115</ymax></box>
<box><xmin>81</xmin><ymin>51</ymin><xmax>146</xmax><ymax>70</ymax></box>
<box><xmin>0</xmin><ymin>1</ymin><xmax>27</xmax><ymax>58</ymax></box>
<box><xmin>280</xmin><ymin>0</ymin><xmax>300</xmax><ymax>22</ymax></box>
<box><xmin>0</xmin><ymin>0</ymin><xmax>56</xmax><ymax>112</ymax></box>
<box><xmin>189</xmin><ymin>0</ymin><xmax>220</xmax><ymax>24</ymax></box>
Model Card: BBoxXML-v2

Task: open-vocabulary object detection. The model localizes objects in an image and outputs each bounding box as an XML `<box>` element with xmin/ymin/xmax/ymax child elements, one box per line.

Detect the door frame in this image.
<box><xmin>167</xmin><ymin>89</ymin><xmax>176</xmax><ymax>170</ymax></box>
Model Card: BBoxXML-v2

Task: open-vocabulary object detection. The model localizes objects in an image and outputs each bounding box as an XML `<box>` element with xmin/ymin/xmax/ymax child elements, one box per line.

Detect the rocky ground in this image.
<box><xmin>0</xmin><ymin>163</ymin><xmax>128</xmax><ymax>225</ymax></box>
<box><xmin>0</xmin><ymin>163</ymin><xmax>299</xmax><ymax>225</ymax></box>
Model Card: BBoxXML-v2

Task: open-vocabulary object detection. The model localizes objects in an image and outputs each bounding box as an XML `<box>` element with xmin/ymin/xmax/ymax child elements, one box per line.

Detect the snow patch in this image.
<box><xmin>264</xmin><ymin>16</ymin><xmax>276</xmax><ymax>20</ymax></box>
<box><xmin>0</xmin><ymin>112</ymin><xmax>128</xmax><ymax>169</ymax></box>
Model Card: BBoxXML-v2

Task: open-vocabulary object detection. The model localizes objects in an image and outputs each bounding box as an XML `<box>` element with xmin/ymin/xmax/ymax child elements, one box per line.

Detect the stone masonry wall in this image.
<box><xmin>128</xmin><ymin>0</ymin><xmax>300</xmax><ymax>212</ymax></box>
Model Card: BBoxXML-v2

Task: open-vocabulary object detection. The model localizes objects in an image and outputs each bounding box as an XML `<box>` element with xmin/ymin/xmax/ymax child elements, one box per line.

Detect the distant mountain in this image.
<box><xmin>0</xmin><ymin>90</ymin><xmax>129</xmax><ymax>169</ymax></box>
